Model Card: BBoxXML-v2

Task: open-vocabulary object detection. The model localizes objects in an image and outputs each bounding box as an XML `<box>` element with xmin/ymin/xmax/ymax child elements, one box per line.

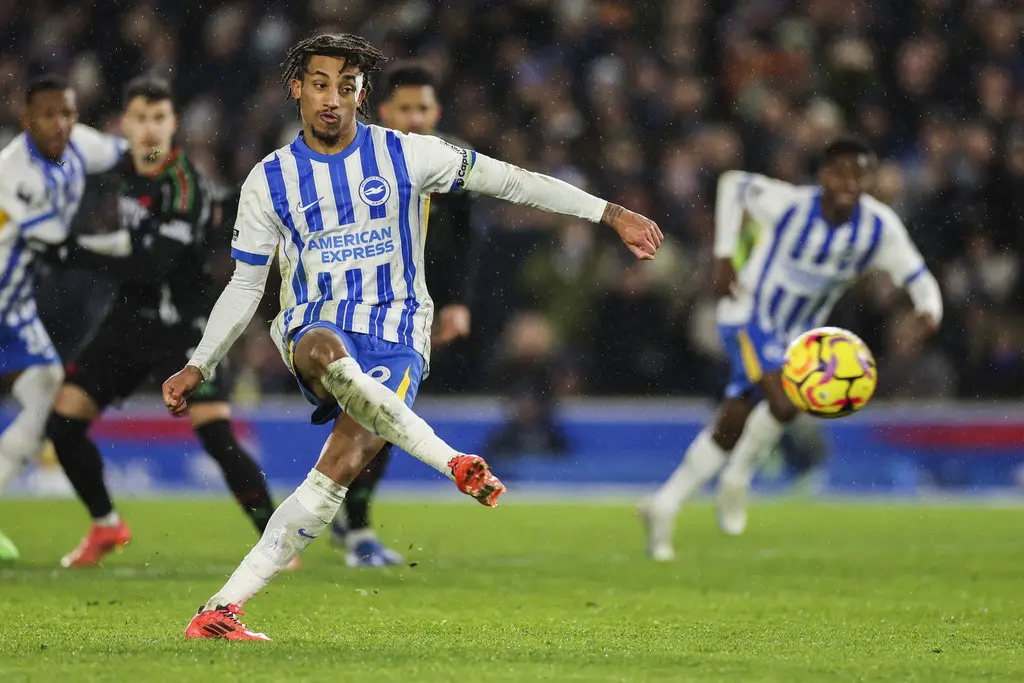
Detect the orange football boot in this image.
<box><xmin>448</xmin><ymin>455</ymin><xmax>506</xmax><ymax>507</ymax></box>
<box><xmin>61</xmin><ymin>520</ymin><xmax>132</xmax><ymax>568</ymax></box>
<box><xmin>185</xmin><ymin>604</ymin><xmax>270</xmax><ymax>641</ymax></box>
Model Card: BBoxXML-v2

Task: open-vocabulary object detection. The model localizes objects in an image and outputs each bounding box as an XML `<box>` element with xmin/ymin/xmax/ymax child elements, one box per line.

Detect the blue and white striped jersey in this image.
<box><xmin>716</xmin><ymin>172</ymin><xmax>929</xmax><ymax>340</ymax></box>
<box><xmin>0</xmin><ymin>125</ymin><xmax>125</xmax><ymax>328</ymax></box>
<box><xmin>231</xmin><ymin>123</ymin><xmax>477</xmax><ymax>362</ymax></box>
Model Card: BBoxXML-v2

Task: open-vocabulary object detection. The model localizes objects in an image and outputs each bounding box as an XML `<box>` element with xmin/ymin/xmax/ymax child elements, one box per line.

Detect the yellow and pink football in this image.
<box><xmin>781</xmin><ymin>327</ymin><xmax>877</xmax><ymax>419</ymax></box>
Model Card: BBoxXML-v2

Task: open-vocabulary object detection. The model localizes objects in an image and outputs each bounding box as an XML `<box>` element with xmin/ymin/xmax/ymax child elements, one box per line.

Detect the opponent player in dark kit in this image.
<box><xmin>48</xmin><ymin>76</ymin><xmax>280</xmax><ymax>568</ymax></box>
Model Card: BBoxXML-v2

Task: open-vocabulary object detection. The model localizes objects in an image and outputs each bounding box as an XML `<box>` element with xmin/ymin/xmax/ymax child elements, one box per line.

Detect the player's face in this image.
<box><xmin>379</xmin><ymin>85</ymin><xmax>441</xmax><ymax>135</ymax></box>
<box><xmin>291</xmin><ymin>55</ymin><xmax>366</xmax><ymax>145</ymax></box>
<box><xmin>121</xmin><ymin>97</ymin><xmax>177</xmax><ymax>161</ymax></box>
<box><xmin>819</xmin><ymin>153</ymin><xmax>876</xmax><ymax>220</ymax></box>
<box><xmin>23</xmin><ymin>88</ymin><xmax>77</xmax><ymax>160</ymax></box>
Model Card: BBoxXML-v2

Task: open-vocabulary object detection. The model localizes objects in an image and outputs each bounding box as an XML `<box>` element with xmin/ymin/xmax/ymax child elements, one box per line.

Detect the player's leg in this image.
<box><xmin>185</xmin><ymin>414</ymin><xmax>385</xmax><ymax>641</ymax></box>
<box><xmin>48</xmin><ymin>307</ymin><xmax>150</xmax><ymax>566</ymax></box>
<box><xmin>0</xmin><ymin>319</ymin><xmax>66</xmax><ymax>562</ymax></box>
<box><xmin>0</xmin><ymin>364</ymin><xmax>64</xmax><ymax>493</ymax></box>
<box><xmin>189</xmin><ymin>401</ymin><xmax>276</xmax><ymax>534</ymax></box>
<box><xmin>715</xmin><ymin>369</ymin><xmax>799</xmax><ymax>535</ymax></box>
<box><xmin>331</xmin><ymin>443</ymin><xmax>403</xmax><ymax>567</ymax></box>
<box><xmin>291</xmin><ymin>324</ymin><xmax>504</xmax><ymax>505</ymax></box>
<box><xmin>638</xmin><ymin>396</ymin><xmax>754</xmax><ymax>560</ymax></box>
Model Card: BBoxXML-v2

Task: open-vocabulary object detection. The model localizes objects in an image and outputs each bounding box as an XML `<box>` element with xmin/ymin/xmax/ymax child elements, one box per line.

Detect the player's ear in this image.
<box><xmin>289</xmin><ymin>79</ymin><xmax>302</xmax><ymax>101</ymax></box>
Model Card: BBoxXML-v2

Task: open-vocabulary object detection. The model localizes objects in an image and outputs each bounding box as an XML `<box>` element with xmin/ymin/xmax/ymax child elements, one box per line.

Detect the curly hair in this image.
<box><xmin>280</xmin><ymin>33</ymin><xmax>387</xmax><ymax>119</ymax></box>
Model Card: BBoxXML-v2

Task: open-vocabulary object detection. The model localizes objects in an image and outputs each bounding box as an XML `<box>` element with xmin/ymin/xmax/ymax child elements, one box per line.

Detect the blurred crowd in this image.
<box><xmin>2</xmin><ymin>0</ymin><xmax>1023</xmax><ymax>412</ymax></box>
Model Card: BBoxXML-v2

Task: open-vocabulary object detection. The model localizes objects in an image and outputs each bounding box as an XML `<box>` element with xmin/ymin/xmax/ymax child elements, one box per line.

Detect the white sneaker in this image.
<box><xmin>716</xmin><ymin>474</ymin><xmax>749</xmax><ymax>536</ymax></box>
<box><xmin>636</xmin><ymin>500</ymin><xmax>675</xmax><ymax>561</ymax></box>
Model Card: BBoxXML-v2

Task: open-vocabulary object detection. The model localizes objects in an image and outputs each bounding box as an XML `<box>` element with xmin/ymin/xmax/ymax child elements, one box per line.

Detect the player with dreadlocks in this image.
<box><xmin>167</xmin><ymin>33</ymin><xmax>662</xmax><ymax>640</ymax></box>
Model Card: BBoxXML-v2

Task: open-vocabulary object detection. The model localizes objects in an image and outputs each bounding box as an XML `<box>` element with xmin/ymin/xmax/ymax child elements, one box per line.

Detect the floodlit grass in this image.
<box><xmin>1</xmin><ymin>499</ymin><xmax>1021</xmax><ymax>682</ymax></box>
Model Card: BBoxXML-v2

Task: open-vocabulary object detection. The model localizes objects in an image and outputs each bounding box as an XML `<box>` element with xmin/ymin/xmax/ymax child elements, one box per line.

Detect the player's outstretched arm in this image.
<box><xmin>161</xmin><ymin>261</ymin><xmax>269</xmax><ymax>416</ymax></box>
<box><xmin>458</xmin><ymin>153</ymin><xmax>663</xmax><ymax>259</ymax></box>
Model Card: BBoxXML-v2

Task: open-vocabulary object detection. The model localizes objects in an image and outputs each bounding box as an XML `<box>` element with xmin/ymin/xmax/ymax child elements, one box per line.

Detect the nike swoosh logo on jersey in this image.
<box><xmin>363</xmin><ymin>186</ymin><xmax>386</xmax><ymax>197</ymax></box>
<box><xmin>296</xmin><ymin>197</ymin><xmax>324</xmax><ymax>212</ymax></box>
<box><xmin>297</xmin><ymin>528</ymin><xmax>317</xmax><ymax>539</ymax></box>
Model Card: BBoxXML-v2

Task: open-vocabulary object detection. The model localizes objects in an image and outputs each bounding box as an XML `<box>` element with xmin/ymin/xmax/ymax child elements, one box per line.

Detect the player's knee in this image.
<box><xmin>766</xmin><ymin>392</ymin><xmax>798</xmax><ymax>423</ymax></box>
<box><xmin>296</xmin><ymin>329</ymin><xmax>349</xmax><ymax>378</ymax></box>
<box><xmin>710</xmin><ymin>423</ymin><xmax>742</xmax><ymax>451</ymax></box>
<box><xmin>52</xmin><ymin>384</ymin><xmax>101</xmax><ymax>421</ymax></box>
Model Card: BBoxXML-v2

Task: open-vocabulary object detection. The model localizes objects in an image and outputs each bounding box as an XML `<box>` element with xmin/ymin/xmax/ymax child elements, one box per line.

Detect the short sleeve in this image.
<box><xmin>736</xmin><ymin>173</ymin><xmax>801</xmax><ymax>227</ymax></box>
<box><xmin>867</xmin><ymin>203</ymin><xmax>926</xmax><ymax>285</ymax></box>
<box><xmin>0</xmin><ymin>172</ymin><xmax>63</xmax><ymax>243</ymax></box>
<box><xmin>399</xmin><ymin>133</ymin><xmax>477</xmax><ymax>195</ymax></box>
<box><xmin>69</xmin><ymin>124</ymin><xmax>128</xmax><ymax>174</ymax></box>
<box><xmin>230</xmin><ymin>164</ymin><xmax>281</xmax><ymax>266</ymax></box>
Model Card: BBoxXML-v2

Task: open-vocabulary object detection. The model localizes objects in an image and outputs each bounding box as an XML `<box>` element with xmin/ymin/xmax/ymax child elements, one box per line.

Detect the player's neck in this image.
<box><xmin>302</xmin><ymin>122</ymin><xmax>359</xmax><ymax>156</ymax></box>
<box><xmin>132</xmin><ymin>148</ymin><xmax>177</xmax><ymax>176</ymax></box>
<box><xmin>820</xmin><ymin>203</ymin><xmax>854</xmax><ymax>227</ymax></box>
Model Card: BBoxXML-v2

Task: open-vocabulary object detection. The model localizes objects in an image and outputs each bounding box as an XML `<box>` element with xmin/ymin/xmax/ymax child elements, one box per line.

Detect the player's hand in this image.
<box><xmin>712</xmin><ymin>258</ymin><xmax>741</xmax><ymax>299</ymax></box>
<box><xmin>602</xmin><ymin>203</ymin><xmax>663</xmax><ymax>260</ymax></box>
<box><xmin>432</xmin><ymin>303</ymin><xmax>471</xmax><ymax>347</ymax></box>
<box><xmin>162</xmin><ymin>365</ymin><xmax>204</xmax><ymax>417</ymax></box>
<box><xmin>913</xmin><ymin>312</ymin><xmax>939</xmax><ymax>339</ymax></box>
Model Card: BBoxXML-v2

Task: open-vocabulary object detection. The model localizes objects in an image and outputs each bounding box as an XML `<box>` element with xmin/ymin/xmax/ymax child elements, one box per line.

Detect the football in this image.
<box><xmin>781</xmin><ymin>326</ymin><xmax>877</xmax><ymax>419</ymax></box>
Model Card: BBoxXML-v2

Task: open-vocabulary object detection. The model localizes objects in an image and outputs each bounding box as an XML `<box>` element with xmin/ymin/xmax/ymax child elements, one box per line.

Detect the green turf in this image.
<box><xmin>0</xmin><ymin>498</ymin><xmax>1021</xmax><ymax>682</ymax></box>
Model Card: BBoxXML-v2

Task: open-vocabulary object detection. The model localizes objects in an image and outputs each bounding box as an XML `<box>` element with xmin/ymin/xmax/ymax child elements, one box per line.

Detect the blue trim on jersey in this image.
<box><xmin>359</xmin><ymin>132</ymin><xmax>388</xmax><ymax>221</ymax></box>
<box><xmin>903</xmin><ymin>264</ymin><xmax>928</xmax><ymax>285</ymax></box>
<box><xmin>0</xmin><ymin>241</ymin><xmax>27</xmax><ymax>309</ymax></box>
<box><xmin>328</xmin><ymin>158</ymin><xmax>355</xmax><ymax>226</ymax></box>
<box><xmin>385</xmin><ymin>131</ymin><xmax>419</xmax><ymax>347</ymax></box>
<box><xmin>1</xmin><ymin>261</ymin><xmax>34</xmax><ymax>323</ymax></box>
<box><xmin>368</xmin><ymin>264</ymin><xmax>394</xmax><ymax>338</ymax></box>
<box><xmin>264</xmin><ymin>155</ymin><xmax>309</xmax><ymax>307</ymax></box>
<box><xmin>290</xmin><ymin>125</ymin><xmax>366</xmax><ymax>163</ymax></box>
<box><xmin>20</xmin><ymin>211</ymin><xmax>58</xmax><ymax>229</ymax></box>
<box><xmin>767</xmin><ymin>287</ymin><xmax>784</xmax><ymax>321</ymax></box>
<box><xmin>310</xmin><ymin>272</ymin><xmax>334</xmax><ymax>323</ymax></box>
<box><xmin>814</xmin><ymin>202</ymin><xmax>861</xmax><ymax>265</ymax></box>
<box><xmin>855</xmin><ymin>215</ymin><xmax>884</xmax><ymax>272</ymax></box>
<box><xmin>789</xmin><ymin>193</ymin><xmax>820</xmax><ymax>260</ymax></box>
<box><xmin>293</xmin><ymin>155</ymin><xmax>325</xmax><ymax>233</ymax></box>
<box><xmin>783</xmin><ymin>295</ymin><xmax>810</xmax><ymax>332</ymax></box>
<box><xmin>230</xmin><ymin>247</ymin><xmax>270</xmax><ymax>266</ymax></box>
<box><xmin>339</xmin><ymin>268</ymin><xmax>362</xmax><ymax>330</ymax></box>
<box><xmin>752</xmin><ymin>205</ymin><xmax>799</xmax><ymax>330</ymax></box>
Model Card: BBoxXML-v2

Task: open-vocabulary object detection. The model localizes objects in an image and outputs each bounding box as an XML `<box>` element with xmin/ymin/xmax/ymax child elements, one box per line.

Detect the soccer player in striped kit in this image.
<box><xmin>163</xmin><ymin>33</ymin><xmax>662</xmax><ymax>640</ymax></box>
<box><xmin>0</xmin><ymin>76</ymin><xmax>126</xmax><ymax>561</ymax></box>
<box><xmin>639</xmin><ymin>138</ymin><xmax>943</xmax><ymax>561</ymax></box>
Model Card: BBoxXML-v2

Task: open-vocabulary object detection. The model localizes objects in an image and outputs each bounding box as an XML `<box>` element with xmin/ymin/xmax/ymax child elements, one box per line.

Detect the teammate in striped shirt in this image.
<box><xmin>639</xmin><ymin>138</ymin><xmax>943</xmax><ymax>561</ymax></box>
<box><xmin>165</xmin><ymin>33</ymin><xmax>662</xmax><ymax>640</ymax></box>
<box><xmin>0</xmin><ymin>76</ymin><xmax>126</xmax><ymax>561</ymax></box>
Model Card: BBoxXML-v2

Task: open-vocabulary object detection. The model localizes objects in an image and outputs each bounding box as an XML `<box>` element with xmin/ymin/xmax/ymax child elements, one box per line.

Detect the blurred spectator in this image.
<box><xmin>0</xmin><ymin>0</ymin><xmax>1021</xmax><ymax>400</ymax></box>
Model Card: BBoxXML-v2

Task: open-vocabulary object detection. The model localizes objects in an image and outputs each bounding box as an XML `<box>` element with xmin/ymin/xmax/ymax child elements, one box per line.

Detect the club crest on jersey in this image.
<box><xmin>358</xmin><ymin>176</ymin><xmax>391</xmax><ymax>207</ymax></box>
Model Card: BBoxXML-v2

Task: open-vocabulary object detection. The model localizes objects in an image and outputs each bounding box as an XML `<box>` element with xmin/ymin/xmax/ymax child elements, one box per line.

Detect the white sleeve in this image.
<box><xmin>0</xmin><ymin>170</ymin><xmax>64</xmax><ymax>243</ymax></box>
<box><xmin>69</xmin><ymin>124</ymin><xmax>128</xmax><ymax>174</ymax></box>
<box><xmin>714</xmin><ymin>171</ymin><xmax>799</xmax><ymax>258</ymax></box>
<box><xmin>187</xmin><ymin>261</ymin><xmax>269</xmax><ymax>380</ymax></box>
<box><xmin>401</xmin><ymin>133</ymin><xmax>607</xmax><ymax>222</ymax></box>
<box><xmin>230</xmin><ymin>165</ymin><xmax>281</xmax><ymax>266</ymax></box>
<box><xmin>868</xmin><ymin>205</ymin><xmax>942</xmax><ymax>324</ymax></box>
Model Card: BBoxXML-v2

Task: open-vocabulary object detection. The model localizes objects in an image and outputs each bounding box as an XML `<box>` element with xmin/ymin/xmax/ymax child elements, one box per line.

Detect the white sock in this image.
<box><xmin>96</xmin><ymin>511</ymin><xmax>121</xmax><ymax>527</ymax></box>
<box><xmin>0</xmin><ymin>364</ymin><xmax>63</xmax><ymax>494</ymax></box>
<box><xmin>206</xmin><ymin>469</ymin><xmax>347</xmax><ymax>609</ymax></box>
<box><xmin>649</xmin><ymin>429</ymin><xmax>728</xmax><ymax>515</ymax></box>
<box><xmin>719</xmin><ymin>402</ymin><xmax>786</xmax><ymax>489</ymax></box>
<box><xmin>321</xmin><ymin>357</ymin><xmax>458</xmax><ymax>478</ymax></box>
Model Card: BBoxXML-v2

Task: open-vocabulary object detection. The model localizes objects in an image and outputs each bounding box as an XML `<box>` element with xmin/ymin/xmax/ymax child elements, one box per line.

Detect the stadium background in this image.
<box><xmin>1</xmin><ymin>0</ymin><xmax>1023</xmax><ymax>495</ymax></box>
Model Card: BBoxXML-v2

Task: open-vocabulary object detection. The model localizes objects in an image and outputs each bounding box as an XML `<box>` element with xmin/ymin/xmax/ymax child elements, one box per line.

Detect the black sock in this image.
<box><xmin>195</xmin><ymin>419</ymin><xmax>276</xmax><ymax>534</ymax></box>
<box><xmin>345</xmin><ymin>444</ymin><xmax>392</xmax><ymax>531</ymax></box>
<box><xmin>48</xmin><ymin>413</ymin><xmax>114</xmax><ymax>519</ymax></box>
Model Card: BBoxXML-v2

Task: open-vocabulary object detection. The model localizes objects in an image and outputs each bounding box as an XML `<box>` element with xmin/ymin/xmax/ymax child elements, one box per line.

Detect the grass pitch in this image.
<box><xmin>0</xmin><ymin>498</ymin><xmax>1021</xmax><ymax>682</ymax></box>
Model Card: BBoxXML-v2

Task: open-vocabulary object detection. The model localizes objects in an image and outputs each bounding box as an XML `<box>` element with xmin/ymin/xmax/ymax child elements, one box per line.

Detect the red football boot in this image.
<box><xmin>448</xmin><ymin>455</ymin><xmax>506</xmax><ymax>507</ymax></box>
<box><xmin>61</xmin><ymin>520</ymin><xmax>132</xmax><ymax>568</ymax></box>
<box><xmin>185</xmin><ymin>604</ymin><xmax>270</xmax><ymax>641</ymax></box>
